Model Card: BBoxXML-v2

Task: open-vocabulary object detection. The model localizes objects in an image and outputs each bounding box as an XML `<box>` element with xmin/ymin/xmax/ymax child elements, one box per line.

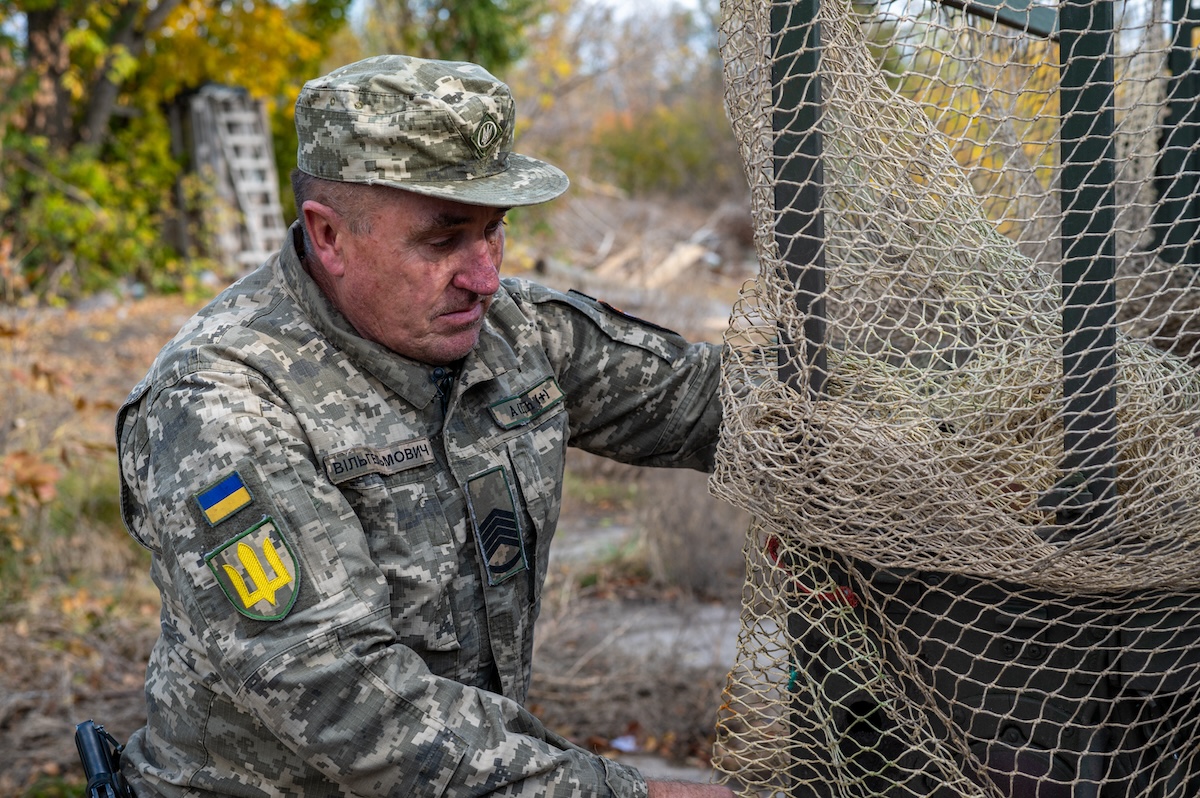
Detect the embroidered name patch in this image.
<box><xmin>196</xmin><ymin>471</ymin><xmax>253</xmax><ymax>526</ymax></box>
<box><xmin>323</xmin><ymin>437</ymin><xmax>435</xmax><ymax>484</ymax></box>
<box><xmin>205</xmin><ymin>516</ymin><xmax>300</xmax><ymax>621</ymax></box>
<box><xmin>465</xmin><ymin>466</ymin><xmax>527</xmax><ymax>585</ymax></box>
<box><xmin>489</xmin><ymin>377</ymin><xmax>564</xmax><ymax>430</ymax></box>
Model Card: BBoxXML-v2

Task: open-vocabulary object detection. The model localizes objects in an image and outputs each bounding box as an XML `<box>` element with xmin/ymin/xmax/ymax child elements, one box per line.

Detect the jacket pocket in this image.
<box><xmin>504</xmin><ymin>409</ymin><xmax>568</xmax><ymax>606</ymax></box>
<box><xmin>339</xmin><ymin>473</ymin><xmax>461</xmax><ymax>652</ymax></box>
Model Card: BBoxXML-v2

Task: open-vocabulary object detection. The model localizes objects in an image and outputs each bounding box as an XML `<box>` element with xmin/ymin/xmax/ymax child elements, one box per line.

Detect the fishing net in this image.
<box><xmin>711</xmin><ymin>0</ymin><xmax>1200</xmax><ymax>794</ymax></box>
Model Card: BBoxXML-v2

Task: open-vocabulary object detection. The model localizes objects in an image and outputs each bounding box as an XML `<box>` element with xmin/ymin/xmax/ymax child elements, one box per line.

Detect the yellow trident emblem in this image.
<box><xmin>206</xmin><ymin>517</ymin><xmax>300</xmax><ymax>621</ymax></box>
<box><xmin>224</xmin><ymin>538</ymin><xmax>292</xmax><ymax>608</ymax></box>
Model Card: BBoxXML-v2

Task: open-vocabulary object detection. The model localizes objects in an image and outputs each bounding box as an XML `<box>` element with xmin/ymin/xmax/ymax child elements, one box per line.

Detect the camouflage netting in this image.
<box><xmin>710</xmin><ymin>0</ymin><xmax>1200</xmax><ymax>795</ymax></box>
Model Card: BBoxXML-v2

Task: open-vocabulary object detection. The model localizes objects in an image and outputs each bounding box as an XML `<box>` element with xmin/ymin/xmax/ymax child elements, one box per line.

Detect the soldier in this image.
<box><xmin>115</xmin><ymin>54</ymin><xmax>731</xmax><ymax>798</ymax></box>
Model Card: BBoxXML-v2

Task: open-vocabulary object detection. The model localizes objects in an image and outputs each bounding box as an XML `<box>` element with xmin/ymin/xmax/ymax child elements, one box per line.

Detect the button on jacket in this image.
<box><xmin>116</xmin><ymin>224</ymin><xmax>724</xmax><ymax>797</ymax></box>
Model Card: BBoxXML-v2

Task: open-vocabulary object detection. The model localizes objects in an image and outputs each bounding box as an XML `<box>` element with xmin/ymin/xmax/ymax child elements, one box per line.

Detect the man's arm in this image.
<box><xmin>517</xmin><ymin>282</ymin><xmax>724</xmax><ymax>471</ymax></box>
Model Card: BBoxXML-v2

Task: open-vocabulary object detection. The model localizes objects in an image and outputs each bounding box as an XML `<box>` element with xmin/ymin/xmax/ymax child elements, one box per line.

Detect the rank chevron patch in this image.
<box><xmin>465</xmin><ymin>466</ymin><xmax>528</xmax><ymax>585</ymax></box>
<box><xmin>479</xmin><ymin>508</ymin><xmax>522</xmax><ymax>573</ymax></box>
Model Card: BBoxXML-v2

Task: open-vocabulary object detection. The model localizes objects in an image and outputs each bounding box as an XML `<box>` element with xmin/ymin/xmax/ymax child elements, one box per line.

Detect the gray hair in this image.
<box><xmin>291</xmin><ymin>169</ymin><xmax>394</xmax><ymax>254</ymax></box>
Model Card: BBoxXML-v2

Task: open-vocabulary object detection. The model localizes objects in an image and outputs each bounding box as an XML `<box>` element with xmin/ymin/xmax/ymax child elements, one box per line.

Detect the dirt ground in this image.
<box><xmin>0</xmin><ymin>195</ymin><xmax>754</xmax><ymax>794</ymax></box>
<box><xmin>1</xmin><ymin>295</ymin><xmax>199</xmax><ymax>794</ymax></box>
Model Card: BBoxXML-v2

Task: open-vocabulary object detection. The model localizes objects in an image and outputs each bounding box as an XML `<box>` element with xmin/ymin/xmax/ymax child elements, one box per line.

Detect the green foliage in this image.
<box><xmin>590</xmin><ymin>98</ymin><xmax>744</xmax><ymax>202</ymax></box>
<box><xmin>0</xmin><ymin>1</ymin><xmax>352</xmax><ymax>303</ymax></box>
<box><xmin>273</xmin><ymin>99</ymin><xmax>303</xmax><ymax>226</ymax></box>
<box><xmin>48</xmin><ymin>456</ymin><xmax>125</xmax><ymax>540</ymax></box>
<box><xmin>563</xmin><ymin>465</ymin><xmax>641</xmax><ymax>511</ymax></box>
<box><xmin>359</xmin><ymin>0</ymin><xmax>547</xmax><ymax>71</ymax></box>
<box><xmin>572</xmin><ymin>535</ymin><xmax>651</xmax><ymax>591</ymax></box>
<box><xmin>285</xmin><ymin>0</ymin><xmax>353</xmax><ymax>42</ymax></box>
<box><xmin>1</xmin><ymin>130</ymin><xmax>191</xmax><ymax>300</ymax></box>
<box><xmin>139</xmin><ymin>2</ymin><xmax>330</xmax><ymax>101</ymax></box>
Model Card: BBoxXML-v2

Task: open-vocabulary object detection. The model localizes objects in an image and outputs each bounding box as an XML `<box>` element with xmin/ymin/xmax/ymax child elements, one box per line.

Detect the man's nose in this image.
<box><xmin>455</xmin><ymin>238</ymin><xmax>501</xmax><ymax>295</ymax></box>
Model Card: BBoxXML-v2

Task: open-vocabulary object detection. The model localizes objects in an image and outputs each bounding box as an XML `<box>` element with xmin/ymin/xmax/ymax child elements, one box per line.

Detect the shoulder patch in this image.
<box><xmin>205</xmin><ymin>516</ymin><xmax>300</xmax><ymax>621</ymax></box>
<box><xmin>195</xmin><ymin>471</ymin><xmax>253</xmax><ymax>526</ymax></box>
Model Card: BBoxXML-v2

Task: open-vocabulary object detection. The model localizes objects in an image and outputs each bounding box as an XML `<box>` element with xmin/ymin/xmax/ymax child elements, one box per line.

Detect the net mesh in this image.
<box><xmin>711</xmin><ymin>0</ymin><xmax>1200</xmax><ymax>794</ymax></box>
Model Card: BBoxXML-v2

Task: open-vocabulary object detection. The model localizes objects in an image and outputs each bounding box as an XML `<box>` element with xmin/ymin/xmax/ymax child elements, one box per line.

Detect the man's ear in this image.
<box><xmin>301</xmin><ymin>200</ymin><xmax>346</xmax><ymax>277</ymax></box>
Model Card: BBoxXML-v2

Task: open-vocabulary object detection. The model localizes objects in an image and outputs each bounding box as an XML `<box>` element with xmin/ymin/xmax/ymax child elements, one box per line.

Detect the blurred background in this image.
<box><xmin>0</xmin><ymin>1</ymin><xmax>755</xmax><ymax>793</ymax></box>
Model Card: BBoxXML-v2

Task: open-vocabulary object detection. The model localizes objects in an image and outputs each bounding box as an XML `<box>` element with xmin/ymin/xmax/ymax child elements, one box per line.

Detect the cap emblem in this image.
<box><xmin>473</xmin><ymin>114</ymin><xmax>503</xmax><ymax>157</ymax></box>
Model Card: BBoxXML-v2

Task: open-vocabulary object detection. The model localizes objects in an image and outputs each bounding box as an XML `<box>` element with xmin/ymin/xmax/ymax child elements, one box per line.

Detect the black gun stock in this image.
<box><xmin>74</xmin><ymin>720</ymin><xmax>135</xmax><ymax>798</ymax></box>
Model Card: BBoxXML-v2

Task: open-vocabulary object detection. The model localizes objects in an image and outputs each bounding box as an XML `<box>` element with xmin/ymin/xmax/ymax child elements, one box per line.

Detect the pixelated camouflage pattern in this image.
<box><xmin>295</xmin><ymin>54</ymin><xmax>568</xmax><ymax>207</ymax></box>
<box><xmin>116</xmin><ymin>223</ymin><xmax>722</xmax><ymax>797</ymax></box>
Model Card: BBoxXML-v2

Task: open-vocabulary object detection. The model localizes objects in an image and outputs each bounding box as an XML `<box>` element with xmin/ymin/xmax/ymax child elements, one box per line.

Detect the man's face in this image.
<box><xmin>316</xmin><ymin>190</ymin><xmax>507</xmax><ymax>365</ymax></box>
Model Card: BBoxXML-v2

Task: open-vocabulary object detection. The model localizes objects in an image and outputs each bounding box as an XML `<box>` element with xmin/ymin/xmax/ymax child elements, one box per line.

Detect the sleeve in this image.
<box><xmin>522</xmin><ymin>286</ymin><xmax>723</xmax><ymax>471</ymax></box>
<box><xmin>119</xmin><ymin>365</ymin><xmax>649</xmax><ymax>798</ymax></box>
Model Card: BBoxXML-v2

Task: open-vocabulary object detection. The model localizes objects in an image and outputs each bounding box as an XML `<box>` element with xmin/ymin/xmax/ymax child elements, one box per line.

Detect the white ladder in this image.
<box><xmin>191</xmin><ymin>86</ymin><xmax>287</xmax><ymax>271</ymax></box>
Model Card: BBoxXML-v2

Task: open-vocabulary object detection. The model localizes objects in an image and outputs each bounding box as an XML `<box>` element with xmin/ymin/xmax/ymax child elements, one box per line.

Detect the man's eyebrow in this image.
<box><xmin>415</xmin><ymin>208</ymin><xmax>510</xmax><ymax>235</ymax></box>
<box><xmin>415</xmin><ymin>212</ymin><xmax>470</xmax><ymax>233</ymax></box>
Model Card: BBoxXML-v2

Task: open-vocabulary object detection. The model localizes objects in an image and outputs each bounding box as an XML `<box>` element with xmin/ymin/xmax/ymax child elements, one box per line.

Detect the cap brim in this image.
<box><xmin>366</xmin><ymin>153</ymin><xmax>569</xmax><ymax>208</ymax></box>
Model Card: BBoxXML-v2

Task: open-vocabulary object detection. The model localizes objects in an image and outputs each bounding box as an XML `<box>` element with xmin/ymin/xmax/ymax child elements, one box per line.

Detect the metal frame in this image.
<box><xmin>770</xmin><ymin>0</ymin><xmax>1124</xmax><ymax>529</ymax></box>
<box><xmin>773</xmin><ymin>0</ymin><xmax>827</xmax><ymax>398</ymax></box>
<box><xmin>1054</xmin><ymin>0</ymin><xmax>1120</xmax><ymax>533</ymax></box>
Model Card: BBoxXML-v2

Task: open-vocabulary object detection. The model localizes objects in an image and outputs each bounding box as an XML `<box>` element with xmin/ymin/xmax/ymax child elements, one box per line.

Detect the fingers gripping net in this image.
<box><xmin>713</xmin><ymin>0</ymin><xmax>1200</xmax><ymax>795</ymax></box>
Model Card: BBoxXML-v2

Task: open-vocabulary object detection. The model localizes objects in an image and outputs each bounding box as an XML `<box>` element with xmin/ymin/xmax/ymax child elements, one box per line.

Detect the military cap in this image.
<box><xmin>295</xmin><ymin>54</ymin><xmax>569</xmax><ymax>207</ymax></box>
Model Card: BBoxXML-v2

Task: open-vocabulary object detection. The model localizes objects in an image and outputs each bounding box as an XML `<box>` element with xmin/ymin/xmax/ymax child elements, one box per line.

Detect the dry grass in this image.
<box><xmin>0</xmin><ymin>295</ymin><xmax>192</xmax><ymax>795</ymax></box>
<box><xmin>0</xmin><ymin>585</ymin><xmax>159</xmax><ymax>795</ymax></box>
<box><xmin>531</xmin><ymin>454</ymin><xmax>747</xmax><ymax>765</ymax></box>
<box><xmin>529</xmin><ymin>604</ymin><xmax>733</xmax><ymax>765</ymax></box>
<box><xmin>638</xmin><ymin>468</ymin><xmax>747</xmax><ymax>603</ymax></box>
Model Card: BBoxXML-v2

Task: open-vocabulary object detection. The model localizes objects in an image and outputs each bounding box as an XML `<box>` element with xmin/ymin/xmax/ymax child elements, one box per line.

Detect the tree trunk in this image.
<box><xmin>25</xmin><ymin>7</ymin><xmax>73</xmax><ymax>150</ymax></box>
<box><xmin>80</xmin><ymin>0</ymin><xmax>186</xmax><ymax>146</ymax></box>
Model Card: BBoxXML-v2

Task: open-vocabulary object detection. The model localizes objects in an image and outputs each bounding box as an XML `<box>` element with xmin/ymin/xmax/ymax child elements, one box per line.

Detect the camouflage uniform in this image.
<box><xmin>115</xmin><ymin>218</ymin><xmax>723</xmax><ymax>796</ymax></box>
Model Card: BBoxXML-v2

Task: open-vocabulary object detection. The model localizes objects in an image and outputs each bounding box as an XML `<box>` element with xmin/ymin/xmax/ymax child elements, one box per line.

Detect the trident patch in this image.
<box><xmin>205</xmin><ymin>517</ymin><xmax>300</xmax><ymax>621</ymax></box>
<box><xmin>465</xmin><ymin>466</ymin><xmax>528</xmax><ymax>585</ymax></box>
<box><xmin>471</xmin><ymin>113</ymin><xmax>504</xmax><ymax>158</ymax></box>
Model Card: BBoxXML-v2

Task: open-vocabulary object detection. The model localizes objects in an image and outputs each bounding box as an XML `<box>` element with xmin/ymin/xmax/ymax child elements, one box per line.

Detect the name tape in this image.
<box><xmin>323</xmin><ymin>437</ymin><xmax>435</xmax><ymax>484</ymax></box>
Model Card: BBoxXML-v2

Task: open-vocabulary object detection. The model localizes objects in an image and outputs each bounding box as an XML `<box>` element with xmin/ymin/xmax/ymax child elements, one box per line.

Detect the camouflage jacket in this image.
<box><xmin>116</xmin><ymin>225</ymin><xmax>723</xmax><ymax>797</ymax></box>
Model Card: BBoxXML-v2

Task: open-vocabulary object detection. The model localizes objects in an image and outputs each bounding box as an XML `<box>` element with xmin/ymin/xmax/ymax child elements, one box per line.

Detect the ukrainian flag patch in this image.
<box><xmin>196</xmin><ymin>471</ymin><xmax>253</xmax><ymax>526</ymax></box>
